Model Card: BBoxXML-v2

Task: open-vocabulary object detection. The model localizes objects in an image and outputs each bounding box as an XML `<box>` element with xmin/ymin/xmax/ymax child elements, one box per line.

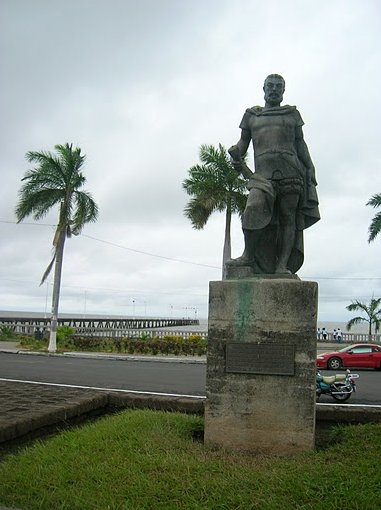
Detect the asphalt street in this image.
<box><xmin>1</xmin><ymin>352</ymin><xmax>380</xmax><ymax>404</ymax></box>
<box><xmin>0</xmin><ymin>353</ymin><xmax>206</xmax><ymax>396</ymax></box>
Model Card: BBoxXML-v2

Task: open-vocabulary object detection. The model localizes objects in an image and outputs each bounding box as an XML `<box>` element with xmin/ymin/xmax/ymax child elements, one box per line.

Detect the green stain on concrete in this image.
<box><xmin>233</xmin><ymin>281</ymin><xmax>254</xmax><ymax>340</ymax></box>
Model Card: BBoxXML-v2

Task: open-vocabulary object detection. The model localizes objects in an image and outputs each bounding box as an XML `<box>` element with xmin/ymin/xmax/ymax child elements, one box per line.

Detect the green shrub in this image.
<box><xmin>18</xmin><ymin>334</ymin><xmax>46</xmax><ymax>351</ymax></box>
<box><xmin>0</xmin><ymin>325</ymin><xmax>16</xmax><ymax>340</ymax></box>
<box><xmin>71</xmin><ymin>336</ymin><xmax>104</xmax><ymax>351</ymax></box>
<box><xmin>56</xmin><ymin>326</ymin><xmax>75</xmax><ymax>344</ymax></box>
<box><xmin>188</xmin><ymin>334</ymin><xmax>202</xmax><ymax>343</ymax></box>
<box><xmin>53</xmin><ymin>333</ymin><xmax>208</xmax><ymax>356</ymax></box>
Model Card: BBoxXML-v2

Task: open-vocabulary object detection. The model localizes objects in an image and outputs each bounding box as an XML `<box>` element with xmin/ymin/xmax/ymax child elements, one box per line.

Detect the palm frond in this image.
<box><xmin>71</xmin><ymin>191</ymin><xmax>99</xmax><ymax>233</ymax></box>
<box><xmin>346</xmin><ymin>300</ymin><xmax>369</xmax><ymax>313</ymax></box>
<box><xmin>346</xmin><ymin>297</ymin><xmax>381</xmax><ymax>334</ymax></box>
<box><xmin>366</xmin><ymin>193</ymin><xmax>381</xmax><ymax>243</ymax></box>
<box><xmin>15</xmin><ymin>189</ymin><xmax>64</xmax><ymax>222</ymax></box>
<box><xmin>230</xmin><ymin>190</ymin><xmax>248</xmax><ymax>216</ymax></box>
<box><xmin>184</xmin><ymin>197</ymin><xmax>214</xmax><ymax>229</ymax></box>
<box><xmin>368</xmin><ymin>211</ymin><xmax>381</xmax><ymax>243</ymax></box>
<box><xmin>26</xmin><ymin>151</ymin><xmax>66</xmax><ymax>185</ymax></box>
<box><xmin>366</xmin><ymin>193</ymin><xmax>381</xmax><ymax>208</ymax></box>
<box><xmin>346</xmin><ymin>316</ymin><xmax>367</xmax><ymax>331</ymax></box>
<box><xmin>55</xmin><ymin>143</ymin><xmax>86</xmax><ymax>187</ymax></box>
<box><xmin>369</xmin><ymin>297</ymin><xmax>381</xmax><ymax>314</ymax></box>
<box><xmin>40</xmin><ymin>252</ymin><xmax>56</xmax><ymax>286</ymax></box>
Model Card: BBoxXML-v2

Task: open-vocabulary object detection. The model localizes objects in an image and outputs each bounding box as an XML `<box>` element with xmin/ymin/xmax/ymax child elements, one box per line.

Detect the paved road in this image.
<box><xmin>1</xmin><ymin>352</ymin><xmax>381</xmax><ymax>404</ymax></box>
<box><xmin>0</xmin><ymin>353</ymin><xmax>206</xmax><ymax>396</ymax></box>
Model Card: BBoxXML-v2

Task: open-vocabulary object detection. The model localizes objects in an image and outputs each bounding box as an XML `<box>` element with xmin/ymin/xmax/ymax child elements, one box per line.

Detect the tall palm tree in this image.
<box><xmin>346</xmin><ymin>298</ymin><xmax>381</xmax><ymax>335</ymax></box>
<box><xmin>367</xmin><ymin>193</ymin><xmax>381</xmax><ymax>242</ymax></box>
<box><xmin>182</xmin><ymin>144</ymin><xmax>247</xmax><ymax>278</ymax></box>
<box><xmin>15</xmin><ymin>143</ymin><xmax>99</xmax><ymax>352</ymax></box>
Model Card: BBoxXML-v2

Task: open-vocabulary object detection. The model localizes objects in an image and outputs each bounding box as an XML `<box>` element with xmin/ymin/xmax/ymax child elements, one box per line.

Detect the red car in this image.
<box><xmin>316</xmin><ymin>343</ymin><xmax>381</xmax><ymax>370</ymax></box>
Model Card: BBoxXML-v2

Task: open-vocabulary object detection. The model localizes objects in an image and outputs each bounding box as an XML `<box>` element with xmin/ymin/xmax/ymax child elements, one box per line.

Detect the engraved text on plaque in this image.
<box><xmin>225</xmin><ymin>343</ymin><xmax>295</xmax><ymax>375</ymax></box>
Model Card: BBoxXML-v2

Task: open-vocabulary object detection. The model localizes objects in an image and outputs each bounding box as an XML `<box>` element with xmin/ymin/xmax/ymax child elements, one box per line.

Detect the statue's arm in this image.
<box><xmin>228</xmin><ymin>129</ymin><xmax>253</xmax><ymax>179</ymax></box>
<box><xmin>235</xmin><ymin>128</ymin><xmax>251</xmax><ymax>157</ymax></box>
<box><xmin>295</xmin><ymin>126</ymin><xmax>317</xmax><ymax>185</ymax></box>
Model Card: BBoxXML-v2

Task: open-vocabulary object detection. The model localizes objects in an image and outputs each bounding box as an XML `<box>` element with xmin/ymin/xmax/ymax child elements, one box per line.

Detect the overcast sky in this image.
<box><xmin>1</xmin><ymin>0</ymin><xmax>380</xmax><ymax>323</ymax></box>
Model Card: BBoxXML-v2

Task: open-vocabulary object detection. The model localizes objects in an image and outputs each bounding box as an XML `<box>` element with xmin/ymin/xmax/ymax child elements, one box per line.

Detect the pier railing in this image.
<box><xmin>320</xmin><ymin>332</ymin><xmax>381</xmax><ymax>343</ymax></box>
<box><xmin>0</xmin><ymin>316</ymin><xmax>199</xmax><ymax>337</ymax></box>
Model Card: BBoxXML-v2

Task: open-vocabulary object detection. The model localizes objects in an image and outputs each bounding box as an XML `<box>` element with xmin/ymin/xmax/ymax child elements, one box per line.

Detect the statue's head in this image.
<box><xmin>263</xmin><ymin>74</ymin><xmax>285</xmax><ymax>106</ymax></box>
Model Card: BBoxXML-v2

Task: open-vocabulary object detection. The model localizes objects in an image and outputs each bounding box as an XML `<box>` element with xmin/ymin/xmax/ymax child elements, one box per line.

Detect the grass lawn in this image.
<box><xmin>0</xmin><ymin>410</ymin><xmax>380</xmax><ymax>509</ymax></box>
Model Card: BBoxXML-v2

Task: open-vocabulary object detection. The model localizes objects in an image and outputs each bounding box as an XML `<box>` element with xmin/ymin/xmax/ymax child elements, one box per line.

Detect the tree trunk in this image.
<box><xmin>48</xmin><ymin>229</ymin><xmax>66</xmax><ymax>353</ymax></box>
<box><xmin>222</xmin><ymin>206</ymin><xmax>232</xmax><ymax>280</ymax></box>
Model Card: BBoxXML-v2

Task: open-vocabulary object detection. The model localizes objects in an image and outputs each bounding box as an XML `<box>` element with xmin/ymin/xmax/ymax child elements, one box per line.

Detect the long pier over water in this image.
<box><xmin>0</xmin><ymin>315</ymin><xmax>200</xmax><ymax>338</ymax></box>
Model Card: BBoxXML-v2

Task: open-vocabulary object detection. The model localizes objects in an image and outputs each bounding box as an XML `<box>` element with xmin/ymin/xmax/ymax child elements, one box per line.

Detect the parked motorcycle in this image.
<box><xmin>316</xmin><ymin>369</ymin><xmax>359</xmax><ymax>402</ymax></box>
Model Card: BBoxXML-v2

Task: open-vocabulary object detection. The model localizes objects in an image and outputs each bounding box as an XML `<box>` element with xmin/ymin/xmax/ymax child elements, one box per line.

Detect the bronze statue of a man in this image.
<box><xmin>227</xmin><ymin>74</ymin><xmax>320</xmax><ymax>275</ymax></box>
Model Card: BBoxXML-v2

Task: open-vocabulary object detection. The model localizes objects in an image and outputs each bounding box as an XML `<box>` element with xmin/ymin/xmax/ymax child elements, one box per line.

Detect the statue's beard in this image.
<box><xmin>265</xmin><ymin>93</ymin><xmax>283</xmax><ymax>105</ymax></box>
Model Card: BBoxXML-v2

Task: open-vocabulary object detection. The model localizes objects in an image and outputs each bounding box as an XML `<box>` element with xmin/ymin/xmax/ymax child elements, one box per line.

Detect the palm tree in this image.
<box><xmin>182</xmin><ymin>144</ymin><xmax>247</xmax><ymax>278</ymax></box>
<box><xmin>367</xmin><ymin>193</ymin><xmax>381</xmax><ymax>242</ymax></box>
<box><xmin>15</xmin><ymin>143</ymin><xmax>99</xmax><ymax>352</ymax></box>
<box><xmin>346</xmin><ymin>298</ymin><xmax>381</xmax><ymax>335</ymax></box>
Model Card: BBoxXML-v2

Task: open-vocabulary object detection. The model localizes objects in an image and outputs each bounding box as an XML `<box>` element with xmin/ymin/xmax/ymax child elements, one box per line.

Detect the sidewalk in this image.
<box><xmin>0</xmin><ymin>380</ymin><xmax>109</xmax><ymax>445</ymax></box>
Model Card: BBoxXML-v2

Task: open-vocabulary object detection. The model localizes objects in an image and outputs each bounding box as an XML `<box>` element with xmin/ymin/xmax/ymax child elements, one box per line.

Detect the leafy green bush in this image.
<box><xmin>68</xmin><ymin>334</ymin><xmax>207</xmax><ymax>356</ymax></box>
<box><xmin>56</xmin><ymin>326</ymin><xmax>75</xmax><ymax>344</ymax></box>
<box><xmin>18</xmin><ymin>335</ymin><xmax>46</xmax><ymax>350</ymax></box>
<box><xmin>70</xmin><ymin>336</ymin><xmax>104</xmax><ymax>351</ymax></box>
<box><xmin>0</xmin><ymin>325</ymin><xmax>16</xmax><ymax>340</ymax></box>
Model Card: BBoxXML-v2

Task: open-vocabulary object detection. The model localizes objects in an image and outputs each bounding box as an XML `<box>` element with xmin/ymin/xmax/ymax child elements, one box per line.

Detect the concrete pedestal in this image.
<box><xmin>205</xmin><ymin>277</ymin><xmax>318</xmax><ymax>455</ymax></box>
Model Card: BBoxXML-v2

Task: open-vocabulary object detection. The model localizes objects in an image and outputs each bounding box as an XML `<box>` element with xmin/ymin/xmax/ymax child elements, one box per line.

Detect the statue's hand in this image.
<box><xmin>228</xmin><ymin>145</ymin><xmax>241</xmax><ymax>162</ymax></box>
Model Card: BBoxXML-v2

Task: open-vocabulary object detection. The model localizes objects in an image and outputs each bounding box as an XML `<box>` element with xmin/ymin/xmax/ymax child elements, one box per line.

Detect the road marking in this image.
<box><xmin>0</xmin><ymin>377</ymin><xmax>206</xmax><ymax>399</ymax></box>
<box><xmin>316</xmin><ymin>402</ymin><xmax>381</xmax><ymax>408</ymax></box>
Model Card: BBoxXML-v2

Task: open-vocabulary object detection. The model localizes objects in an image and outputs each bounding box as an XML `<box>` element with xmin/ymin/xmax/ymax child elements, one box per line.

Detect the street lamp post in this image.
<box><xmin>83</xmin><ymin>290</ymin><xmax>87</xmax><ymax>318</ymax></box>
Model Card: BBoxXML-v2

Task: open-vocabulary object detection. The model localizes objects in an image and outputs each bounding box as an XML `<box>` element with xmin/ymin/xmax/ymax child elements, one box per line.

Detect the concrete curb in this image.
<box><xmin>62</xmin><ymin>352</ymin><xmax>206</xmax><ymax>364</ymax></box>
<box><xmin>0</xmin><ymin>348</ymin><xmax>206</xmax><ymax>363</ymax></box>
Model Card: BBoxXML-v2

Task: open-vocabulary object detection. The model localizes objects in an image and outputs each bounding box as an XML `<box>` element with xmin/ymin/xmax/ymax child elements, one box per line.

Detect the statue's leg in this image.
<box><xmin>226</xmin><ymin>229</ymin><xmax>266</xmax><ymax>273</ymax></box>
<box><xmin>275</xmin><ymin>193</ymin><xmax>299</xmax><ymax>274</ymax></box>
<box><xmin>226</xmin><ymin>229</ymin><xmax>255</xmax><ymax>266</ymax></box>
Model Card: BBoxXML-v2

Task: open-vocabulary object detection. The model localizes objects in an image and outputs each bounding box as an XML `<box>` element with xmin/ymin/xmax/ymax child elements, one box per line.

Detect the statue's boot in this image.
<box><xmin>226</xmin><ymin>230</ymin><xmax>257</xmax><ymax>267</ymax></box>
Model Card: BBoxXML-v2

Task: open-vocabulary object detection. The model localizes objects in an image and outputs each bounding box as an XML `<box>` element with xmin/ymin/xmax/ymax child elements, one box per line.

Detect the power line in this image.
<box><xmin>81</xmin><ymin>234</ymin><xmax>220</xmax><ymax>269</ymax></box>
<box><xmin>0</xmin><ymin>220</ymin><xmax>55</xmax><ymax>228</ymax></box>
<box><xmin>2</xmin><ymin>219</ymin><xmax>380</xmax><ymax>280</ymax></box>
<box><xmin>0</xmin><ymin>219</ymin><xmax>220</xmax><ymax>270</ymax></box>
